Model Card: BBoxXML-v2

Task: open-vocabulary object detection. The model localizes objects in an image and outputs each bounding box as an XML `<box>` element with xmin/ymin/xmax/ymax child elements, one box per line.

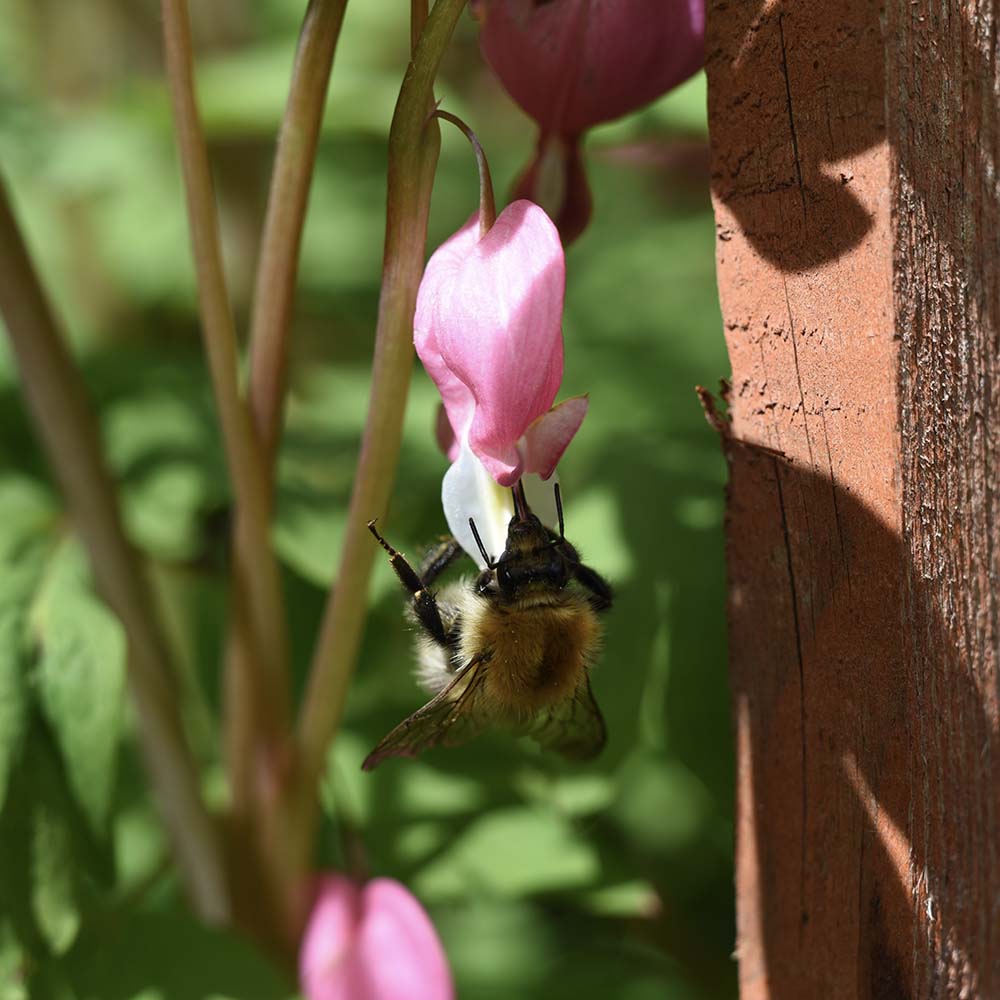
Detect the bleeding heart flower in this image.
<box><xmin>299</xmin><ymin>874</ymin><xmax>454</xmax><ymax>1000</ymax></box>
<box><xmin>475</xmin><ymin>0</ymin><xmax>706</xmax><ymax>242</ymax></box>
<box><xmin>414</xmin><ymin>199</ymin><xmax>586</xmax><ymax>565</ymax></box>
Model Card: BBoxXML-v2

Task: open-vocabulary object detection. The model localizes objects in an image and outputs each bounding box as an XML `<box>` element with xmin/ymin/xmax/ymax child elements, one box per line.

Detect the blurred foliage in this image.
<box><xmin>0</xmin><ymin>1</ymin><xmax>731</xmax><ymax>997</ymax></box>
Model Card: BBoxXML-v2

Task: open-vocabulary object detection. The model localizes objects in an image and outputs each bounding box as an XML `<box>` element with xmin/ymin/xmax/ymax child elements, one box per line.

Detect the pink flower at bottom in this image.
<box><xmin>299</xmin><ymin>874</ymin><xmax>454</xmax><ymax>1000</ymax></box>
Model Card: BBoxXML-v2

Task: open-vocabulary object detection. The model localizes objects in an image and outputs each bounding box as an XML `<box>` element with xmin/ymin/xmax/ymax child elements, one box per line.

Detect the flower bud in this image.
<box><xmin>299</xmin><ymin>874</ymin><xmax>453</xmax><ymax>1000</ymax></box>
<box><xmin>476</xmin><ymin>0</ymin><xmax>706</xmax><ymax>242</ymax></box>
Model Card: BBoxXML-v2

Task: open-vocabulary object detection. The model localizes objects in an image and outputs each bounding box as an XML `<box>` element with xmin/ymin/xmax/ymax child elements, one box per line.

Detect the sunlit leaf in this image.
<box><xmin>31</xmin><ymin>794</ymin><xmax>79</xmax><ymax>955</ymax></box>
<box><xmin>0</xmin><ymin>598</ymin><xmax>30</xmax><ymax>814</ymax></box>
<box><xmin>0</xmin><ymin>477</ymin><xmax>57</xmax><ymax>810</ymax></box>
<box><xmin>0</xmin><ymin>922</ymin><xmax>29</xmax><ymax>1000</ymax></box>
<box><xmin>32</xmin><ymin>544</ymin><xmax>126</xmax><ymax>837</ymax></box>
<box><xmin>414</xmin><ymin>806</ymin><xmax>600</xmax><ymax>900</ymax></box>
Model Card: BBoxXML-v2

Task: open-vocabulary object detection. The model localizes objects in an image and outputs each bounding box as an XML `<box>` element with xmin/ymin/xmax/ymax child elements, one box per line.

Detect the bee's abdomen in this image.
<box><xmin>472</xmin><ymin>597</ymin><xmax>602</xmax><ymax>715</ymax></box>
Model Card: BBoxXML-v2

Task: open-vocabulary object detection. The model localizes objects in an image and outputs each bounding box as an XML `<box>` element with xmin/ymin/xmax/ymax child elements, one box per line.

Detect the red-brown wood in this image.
<box><xmin>707</xmin><ymin>0</ymin><xmax>1000</xmax><ymax>995</ymax></box>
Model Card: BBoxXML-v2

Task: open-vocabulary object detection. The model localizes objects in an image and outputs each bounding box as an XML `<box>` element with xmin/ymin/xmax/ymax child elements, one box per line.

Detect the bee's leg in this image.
<box><xmin>574</xmin><ymin>563</ymin><xmax>614</xmax><ymax>613</ymax></box>
<box><xmin>418</xmin><ymin>536</ymin><xmax>464</xmax><ymax>585</ymax></box>
<box><xmin>368</xmin><ymin>521</ymin><xmax>451</xmax><ymax>647</ymax></box>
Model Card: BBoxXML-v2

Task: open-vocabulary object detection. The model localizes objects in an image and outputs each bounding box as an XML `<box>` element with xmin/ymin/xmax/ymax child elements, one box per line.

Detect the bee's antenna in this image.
<box><xmin>553</xmin><ymin>482</ymin><xmax>565</xmax><ymax>540</ymax></box>
<box><xmin>468</xmin><ymin>516</ymin><xmax>494</xmax><ymax>568</ymax></box>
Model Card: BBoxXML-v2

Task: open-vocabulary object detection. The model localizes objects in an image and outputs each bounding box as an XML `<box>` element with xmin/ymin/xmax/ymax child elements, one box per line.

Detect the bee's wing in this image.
<box><xmin>362</xmin><ymin>653</ymin><xmax>492</xmax><ymax>771</ymax></box>
<box><xmin>527</xmin><ymin>673</ymin><xmax>606</xmax><ymax>761</ymax></box>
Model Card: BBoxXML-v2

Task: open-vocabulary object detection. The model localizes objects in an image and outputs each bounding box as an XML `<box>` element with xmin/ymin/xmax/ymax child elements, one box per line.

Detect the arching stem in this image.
<box><xmin>431</xmin><ymin>108</ymin><xmax>497</xmax><ymax>237</ymax></box>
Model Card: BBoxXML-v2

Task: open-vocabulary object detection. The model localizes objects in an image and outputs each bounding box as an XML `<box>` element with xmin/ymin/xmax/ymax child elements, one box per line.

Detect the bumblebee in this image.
<box><xmin>363</xmin><ymin>481</ymin><xmax>613</xmax><ymax>771</ymax></box>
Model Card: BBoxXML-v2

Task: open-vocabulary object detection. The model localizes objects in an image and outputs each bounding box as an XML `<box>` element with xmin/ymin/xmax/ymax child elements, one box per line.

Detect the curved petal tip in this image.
<box><xmin>522</xmin><ymin>395</ymin><xmax>588</xmax><ymax>480</ymax></box>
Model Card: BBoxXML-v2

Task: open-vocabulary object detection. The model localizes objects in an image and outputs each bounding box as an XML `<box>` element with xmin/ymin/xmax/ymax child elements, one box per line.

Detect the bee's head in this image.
<box><xmin>492</xmin><ymin>481</ymin><xmax>571</xmax><ymax>599</ymax></box>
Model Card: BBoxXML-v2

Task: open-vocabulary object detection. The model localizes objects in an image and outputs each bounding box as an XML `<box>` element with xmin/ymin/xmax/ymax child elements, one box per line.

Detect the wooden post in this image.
<box><xmin>707</xmin><ymin>1</ymin><xmax>1000</xmax><ymax>996</ymax></box>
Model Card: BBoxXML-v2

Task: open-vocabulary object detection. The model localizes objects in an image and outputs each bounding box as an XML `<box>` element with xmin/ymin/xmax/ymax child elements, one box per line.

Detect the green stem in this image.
<box><xmin>161</xmin><ymin>0</ymin><xmax>290</xmax><ymax>747</ymax></box>
<box><xmin>296</xmin><ymin>0</ymin><xmax>469</xmax><ymax>803</ymax></box>
<box><xmin>432</xmin><ymin>109</ymin><xmax>497</xmax><ymax>236</ymax></box>
<box><xmin>0</xmin><ymin>177</ymin><xmax>229</xmax><ymax>925</ymax></box>
<box><xmin>411</xmin><ymin>0</ymin><xmax>429</xmax><ymax>51</ymax></box>
<box><xmin>224</xmin><ymin>0</ymin><xmax>345</xmax><ymax>880</ymax></box>
<box><xmin>247</xmin><ymin>0</ymin><xmax>349</xmax><ymax>472</ymax></box>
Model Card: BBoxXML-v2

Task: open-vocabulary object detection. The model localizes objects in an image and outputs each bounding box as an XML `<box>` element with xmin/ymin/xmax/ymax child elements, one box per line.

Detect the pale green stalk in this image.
<box><xmin>248</xmin><ymin>0</ymin><xmax>349</xmax><ymax>470</ymax></box>
<box><xmin>226</xmin><ymin>0</ymin><xmax>346</xmax><ymax>825</ymax></box>
<box><xmin>0</xmin><ymin>178</ymin><xmax>228</xmax><ymax>924</ymax></box>
<box><xmin>432</xmin><ymin>109</ymin><xmax>497</xmax><ymax>236</ymax></box>
<box><xmin>161</xmin><ymin>0</ymin><xmax>290</xmax><ymax>751</ymax></box>
<box><xmin>297</xmin><ymin>0</ymin><xmax>469</xmax><ymax>798</ymax></box>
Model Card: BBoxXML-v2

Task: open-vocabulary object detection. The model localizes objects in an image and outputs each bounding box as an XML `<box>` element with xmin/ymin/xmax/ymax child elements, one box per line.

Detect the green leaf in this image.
<box><xmin>102</xmin><ymin>386</ymin><xmax>227</xmax><ymax>561</ymax></box>
<box><xmin>513</xmin><ymin>769</ymin><xmax>616</xmax><ymax>818</ymax></box>
<box><xmin>432</xmin><ymin>898</ymin><xmax>553</xmax><ymax>1000</ymax></box>
<box><xmin>571</xmin><ymin>879</ymin><xmax>661</xmax><ymax>918</ymax></box>
<box><xmin>413</xmin><ymin>806</ymin><xmax>600</xmax><ymax>901</ymax></box>
<box><xmin>32</xmin><ymin>544</ymin><xmax>127</xmax><ymax>837</ymax></box>
<box><xmin>0</xmin><ymin>476</ymin><xmax>57</xmax><ymax>564</ymax></box>
<box><xmin>0</xmin><ymin>598</ymin><xmax>30</xmax><ymax>814</ymax></box>
<box><xmin>64</xmin><ymin>902</ymin><xmax>292</xmax><ymax>1000</ymax></box>
<box><xmin>0</xmin><ymin>476</ymin><xmax>57</xmax><ymax>811</ymax></box>
<box><xmin>433</xmin><ymin>897</ymin><xmax>705</xmax><ymax>1000</ymax></box>
<box><xmin>30</xmin><ymin>795</ymin><xmax>79</xmax><ymax>955</ymax></box>
<box><xmin>612</xmin><ymin>755</ymin><xmax>713</xmax><ymax>855</ymax></box>
<box><xmin>0</xmin><ymin>922</ymin><xmax>29</xmax><ymax>1000</ymax></box>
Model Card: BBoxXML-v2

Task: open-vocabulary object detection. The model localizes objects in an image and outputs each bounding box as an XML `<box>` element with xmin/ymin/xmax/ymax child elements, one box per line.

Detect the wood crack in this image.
<box><xmin>774</xmin><ymin>457</ymin><xmax>809</xmax><ymax>941</ymax></box>
<box><xmin>778</xmin><ymin>12</ymin><xmax>809</xmax><ymax>224</ymax></box>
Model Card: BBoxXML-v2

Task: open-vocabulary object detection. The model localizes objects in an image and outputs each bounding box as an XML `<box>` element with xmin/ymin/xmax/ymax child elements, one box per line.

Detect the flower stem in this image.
<box><xmin>411</xmin><ymin>0</ymin><xmax>429</xmax><ymax>50</ymax></box>
<box><xmin>248</xmin><ymin>0</ymin><xmax>348</xmax><ymax>473</ymax></box>
<box><xmin>0</xmin><ymin>177</ymin><xmax>229</xmax><ymax>925</ymax></box>
<box><xmin>161</xmin><ymin>0</ymin><xmax>290</xmax><ymax>747</ymax></box>
<box><xmin>296</xmin><ymin>0</ymin><xmax>469</xmax><ymax>804</ymax></box>
<box><xmin>431</xmin><ymin>109</ymin><xmax>497</xmax><ymax>237</ymax></box>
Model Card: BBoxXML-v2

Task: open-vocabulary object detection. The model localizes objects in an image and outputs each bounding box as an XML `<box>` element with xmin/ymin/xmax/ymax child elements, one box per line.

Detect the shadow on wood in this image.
<box><xmin>708</xmin><ymin>0</ymin><xmax>1000</xmax><ymax>995</ymax></box>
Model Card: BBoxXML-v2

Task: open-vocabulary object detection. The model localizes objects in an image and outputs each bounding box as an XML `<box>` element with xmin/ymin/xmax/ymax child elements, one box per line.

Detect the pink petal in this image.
<box><xmin>299</xmin><ymin>875</ymin><xmax>454</xmax><ymax>1000</ymax></box>
<box><xmin>478</xmin><ymin>0</ymin><xmax>706</xmax><ymax>134</ymax></box>
<box><xmin>434</xmin><ymin>403</ymin><xmax>460</xmax><ymax>463</ymax></box>
<box><xmin>299</xmin><ymin>875</ymin><xmax>363</xmax><ymax>1000</ymax></box>
<box><xmin>512</xmin><ymin>133</ymin><xmax>592</xmax><ymax>246</ymax></box>
<box><xmin>414</xmin><ymin>216</ymin><xmax>481</xmax><ymax>444</ymax></box>
<box><xmin>522</xmin><ymin>395</ymin><xmax>588</xmax><ymax>480</ymax></box>
<box><xmin>414</xmin><ymin>200</ymin><xmax>566</xmax><ymax>486</ymax></box>
<box><xmin>353</xmin><ymin>880</ymin><xmax>454</xmax><ymax>1000</ymax></box>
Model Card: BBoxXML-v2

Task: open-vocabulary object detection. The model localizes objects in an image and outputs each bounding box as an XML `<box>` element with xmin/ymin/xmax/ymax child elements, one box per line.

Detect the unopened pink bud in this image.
<box><xmin>299</xmin><ymin>874</ymin><xmax>453</xmax><ymax>1000</ymax></box>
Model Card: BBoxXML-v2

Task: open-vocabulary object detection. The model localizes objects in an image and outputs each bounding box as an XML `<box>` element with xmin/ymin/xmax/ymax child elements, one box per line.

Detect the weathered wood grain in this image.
<box><xmin>708</xmin><ymin>0</ymin><xmax>1000</xmax><ymax>995</ymax></box>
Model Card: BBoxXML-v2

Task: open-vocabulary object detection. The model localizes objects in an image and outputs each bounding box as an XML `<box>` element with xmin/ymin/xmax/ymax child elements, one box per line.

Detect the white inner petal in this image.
<box><xmin>442</xmin><ymin>441</ymin><xmax>512</xmax><ymax>568</ymax></box>
<box><xmin>522</xmin><ymin>467</ymin><xmax>560</xmax><ymax>530</ymax></box>
<box><xmin>442</xmin><ymin>439</ymin><xmax>561</xmax><ymax>569</ymax></box>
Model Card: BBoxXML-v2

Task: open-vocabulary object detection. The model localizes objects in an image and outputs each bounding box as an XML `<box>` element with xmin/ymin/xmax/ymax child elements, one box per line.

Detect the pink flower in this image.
<box><xmin>299</xmin><ymin>874</ymin><xmax>453</xmax><ymax>1000</ymax></box>
<box><xmin>414</xmin><ymin>200</ymin><xmax>586</xmax><ymax>566</ymax></box>
<box><xmin>415</xmin><ymin>199</ymin><xmax>586</xmax><ymax>486</ymax></box>
<box><xmin>475</xmin><ymin>0</ymin><xmax>706</xmax><ymax>242</ymax></box>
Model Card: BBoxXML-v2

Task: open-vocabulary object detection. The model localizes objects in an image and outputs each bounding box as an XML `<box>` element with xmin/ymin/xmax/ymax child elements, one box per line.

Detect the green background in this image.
<box><xmin>0</xmin><ymin>2</ymin><xmax>733</xmax><ymax>997</ymax></box>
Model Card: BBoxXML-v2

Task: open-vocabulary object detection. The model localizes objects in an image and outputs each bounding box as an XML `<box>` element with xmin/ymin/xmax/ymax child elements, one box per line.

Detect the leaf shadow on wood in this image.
<box><xmin>707</xmin><ymin>0</ymin><xmax>885</xmax><ymax>272</ymax></box>
<box><xmin>729</xmin><ymin>441</ymin><xmax>996</xmax><ymax>999</ymax></box>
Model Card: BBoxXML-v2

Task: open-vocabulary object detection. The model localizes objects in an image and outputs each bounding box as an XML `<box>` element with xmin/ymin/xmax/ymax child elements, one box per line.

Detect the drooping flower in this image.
<box><xmin>415</xmin><ymin>199</ymin><xmax>584</xmax><ymax>485</ymax></box>
<box><xmin>414</xmin><ymin>199</ymin><xmax>586</xmax><ymax>563</ymax></box>
<box><xmin>299</xmin><ymin>874</ymin><xmax>453</xmax><ymax>1000</ymax></box>
<box><xmin>475</xmin><ymin>0</ymin><xmax>706</xmax><ymax>243</ymax></box>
